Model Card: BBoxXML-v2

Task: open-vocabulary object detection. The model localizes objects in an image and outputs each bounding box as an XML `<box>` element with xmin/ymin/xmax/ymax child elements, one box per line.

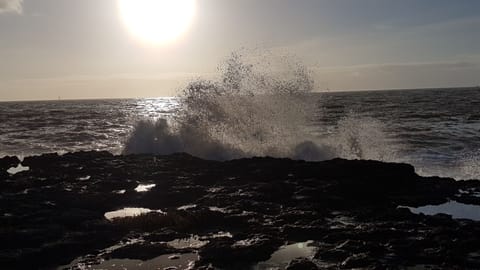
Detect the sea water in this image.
<box><xmin>1</xmin><ymin>53</ymin><xmax>479</xmax><ymax>180</ymax></box>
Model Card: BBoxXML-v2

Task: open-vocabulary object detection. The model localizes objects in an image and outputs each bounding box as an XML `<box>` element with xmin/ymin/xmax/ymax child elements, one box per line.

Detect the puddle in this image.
<box><xmin>65</xmin><ymin>253</ymin><xmax>198</xmax><ymax>270</ymax></box>
<box><xmin>104</xmin><ymin>207</ymin><xmax>165</xmax><ymax>220</ymax></box>
<box><xmin>167</xmin><ymin>235</ymin><xmax>209</xmax><ymax>249</ymax></box>
<box><xmin>113</xmin><ymin>189</ymin><xmax>126</xmax><ymax>194</ymax></box>
<box><xmin>58</xmin><ymin>238</ymin><xmax>144</xmax><ymax>269</ymax></box>
<box><xmin>177</xmin><ymin>204</ymin><xmax>197</xmax><ymax>210</ymax></box>
<box><xmin>135</xmin><ymin>183</ymin><xmax>156</xmax><ymax>192</ymax></box>
<box><xmin>405</xmin><ymin>201</ymin><xmax>480</xmax><ymax>221</ymax></box>
<box><xmin>62</xmin><ymin>234</ymin><xmax>226</xmax><ymax>269</ymax></box>
<box><xmin>7</xmin><ymin>164</ymin><xmax>30</xmax><ymax>175</ymax></box>
<box><xmin>254</xmin><ymin>241</ymin><xmax>317</xmax><ymax>269</ymax></box>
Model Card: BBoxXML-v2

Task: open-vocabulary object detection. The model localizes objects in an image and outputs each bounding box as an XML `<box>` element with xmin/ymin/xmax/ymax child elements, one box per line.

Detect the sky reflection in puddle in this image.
<box><xmin>7</xmin><ymin>164</ymin><xmax>30</xmax><ymax>175</ymax></box>
<box><xmin>83</xmin><ymin>253</ymin><xmax>197</xmax><ymax>270</ymax></box>
<box><xmin>406</xmin><ymin>201</ymin><xmax>480</xmax><ymax>221</ymax></box>
<box><xmin>134</xmin><ymin>183</ymin><xmax>156</xmax><ymax>192</ymax></box>
<box><xmin>254</xmin><ymin>241</ymin><xmax>317</xmax><ymax>269</ymax></box>
<box><xmin>104</xmin><ymin>207</ymin><xmax>165</xmax><ymax>220</ymax></box>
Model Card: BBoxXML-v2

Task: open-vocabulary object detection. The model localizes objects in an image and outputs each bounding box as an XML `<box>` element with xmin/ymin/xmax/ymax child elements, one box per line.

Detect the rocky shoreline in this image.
<box><xmin>1</xmin><ymin>151</ymin><xmax>480</xmax><ymax>269</ymax></box>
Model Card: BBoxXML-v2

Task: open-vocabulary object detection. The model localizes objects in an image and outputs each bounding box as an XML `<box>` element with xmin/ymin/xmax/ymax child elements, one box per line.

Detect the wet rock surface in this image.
<box><xmin>0</xmin><ymin>155</ymin><xmax>20</xmax><ymax>178</ymax></box>
<box><xmin>1</xmin><ymin>151</ymin><xmax>480</xmax><ymax>269</ymax></box>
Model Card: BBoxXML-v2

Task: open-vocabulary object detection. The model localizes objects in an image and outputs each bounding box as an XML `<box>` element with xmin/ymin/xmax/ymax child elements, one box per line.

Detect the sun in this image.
<box><xmin>118</xmin><ymin>0</ymin><xmax>196</xmax><ymax>45</ymax></box>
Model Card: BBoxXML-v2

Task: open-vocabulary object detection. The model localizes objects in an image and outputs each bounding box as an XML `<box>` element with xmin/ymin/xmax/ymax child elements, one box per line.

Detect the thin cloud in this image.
<box><xmin>312</xmin><ymin>60</ymin><xmax>480</xmax><ymax>72</ymax></box>
<box><xmin>0</xmin><ymin>0</ymin><xmax>23</xmax><ymax>14</ymax></box>
<box><xmin>309</xmin><ymin>60</ymin><xmax>480</xmax><ymax>91</ymax></box>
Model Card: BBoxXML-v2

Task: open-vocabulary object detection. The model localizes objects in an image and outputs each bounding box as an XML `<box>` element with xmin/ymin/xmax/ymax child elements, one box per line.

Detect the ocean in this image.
<box><xmin>1</xmin><ymin>87</ymin><xmax>479</xmax><ymax>180</ymax></box>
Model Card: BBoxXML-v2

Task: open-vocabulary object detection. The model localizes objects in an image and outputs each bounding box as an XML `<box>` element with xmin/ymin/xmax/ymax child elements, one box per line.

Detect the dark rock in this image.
<box><xmin>199</xmin><ymin>235</ymin><xmax>282</xmax><ymax>268</ymax></box>
<box><xmin>0</xmin><ymin>151</ymin><xmax>479</xmax><ymax>269</ymax></box>
<box><xmin>341</xmin><ymin>253</ymin><xmax>372</xmax><ymax>268</ymax></box>
<box><xmin>144</xmin><ymin>228</ymin><xmax>189</xmax><ymax>242</ymax></box>
<box><xmin>286</xmin><ymin>258</ymin><xmax>319</xmax><ymax>270</ymax></box>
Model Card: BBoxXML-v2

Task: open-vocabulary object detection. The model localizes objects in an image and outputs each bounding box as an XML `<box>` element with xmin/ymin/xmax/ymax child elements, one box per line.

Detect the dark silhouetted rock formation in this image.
<box><xmin>1</xmin><ymin>151</ymin><xmax>480</xmax><ymax>269</ymax></box>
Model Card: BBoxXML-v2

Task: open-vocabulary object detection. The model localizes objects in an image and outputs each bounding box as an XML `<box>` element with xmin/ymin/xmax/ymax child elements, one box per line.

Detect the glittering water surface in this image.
<box><xmin>316</xmin><ymin>88</ymin><xmax>480</xmax><ymax>179</ymax></box>
<box><xmin>1</xmin><ymin>88</ymin><xmax>479</xmax><ymax>179</ymax></box>
<box><xmin>0</xmin><ymin>98</ymin><xmax>178</xmax><ymax>157</ymax></box>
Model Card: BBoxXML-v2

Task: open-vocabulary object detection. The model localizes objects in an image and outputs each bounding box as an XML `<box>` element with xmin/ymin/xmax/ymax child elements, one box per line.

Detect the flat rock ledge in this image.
<box><xmin>1</xmin><ymin>151</ymin><xmax>480</xmax><ymax>269</ymax></box>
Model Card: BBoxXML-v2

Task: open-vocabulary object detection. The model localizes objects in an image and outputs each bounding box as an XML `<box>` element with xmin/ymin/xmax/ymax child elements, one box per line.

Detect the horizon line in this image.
<box><xmin>1</xmin><ymin>85</ymin><xmax>478</xmax><ymax>103</ymax></box>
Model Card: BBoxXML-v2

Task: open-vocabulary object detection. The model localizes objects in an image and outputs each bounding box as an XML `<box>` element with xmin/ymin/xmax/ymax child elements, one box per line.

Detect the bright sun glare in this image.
<box><xmin>118</xmin><ymin>0</ymin><xmax>196</xmax><ymax>45</ymax></box>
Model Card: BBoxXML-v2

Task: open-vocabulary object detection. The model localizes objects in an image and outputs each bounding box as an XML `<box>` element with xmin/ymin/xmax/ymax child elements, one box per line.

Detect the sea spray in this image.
<box><xmin>123</xmin><ymin>52</ymin><xmax>335</xmax><ymax>160</ymax></box>
<box><xmin>331</xmin><ymin>113</ymin><xmax>398</xmax><ymax>161</ymax></box>
<box><xmin>123</xmin><ymin>52</ymin><xmax>397</xmax><ymax>162</ymax></box>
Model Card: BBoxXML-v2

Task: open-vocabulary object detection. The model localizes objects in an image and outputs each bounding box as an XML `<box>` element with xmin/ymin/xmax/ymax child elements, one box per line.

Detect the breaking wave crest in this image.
<box><xmin>123</xmin><ymin>52</ymin><xmax>395</xmax><ymax>162</ymax></box>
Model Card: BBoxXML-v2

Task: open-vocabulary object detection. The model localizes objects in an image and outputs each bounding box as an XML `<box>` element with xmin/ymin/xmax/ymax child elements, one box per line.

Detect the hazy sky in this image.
<box><xmin>1</xmin><ymin>0</ymin><xmax>480</xmax><ymax>101</ymax></box>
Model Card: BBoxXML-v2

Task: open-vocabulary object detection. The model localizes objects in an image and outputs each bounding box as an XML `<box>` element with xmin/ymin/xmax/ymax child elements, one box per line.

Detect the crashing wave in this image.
<box><xmin>123</xmin><ymin>52</ymin><xmax>394</xmax><ymax>162</ymax></box>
